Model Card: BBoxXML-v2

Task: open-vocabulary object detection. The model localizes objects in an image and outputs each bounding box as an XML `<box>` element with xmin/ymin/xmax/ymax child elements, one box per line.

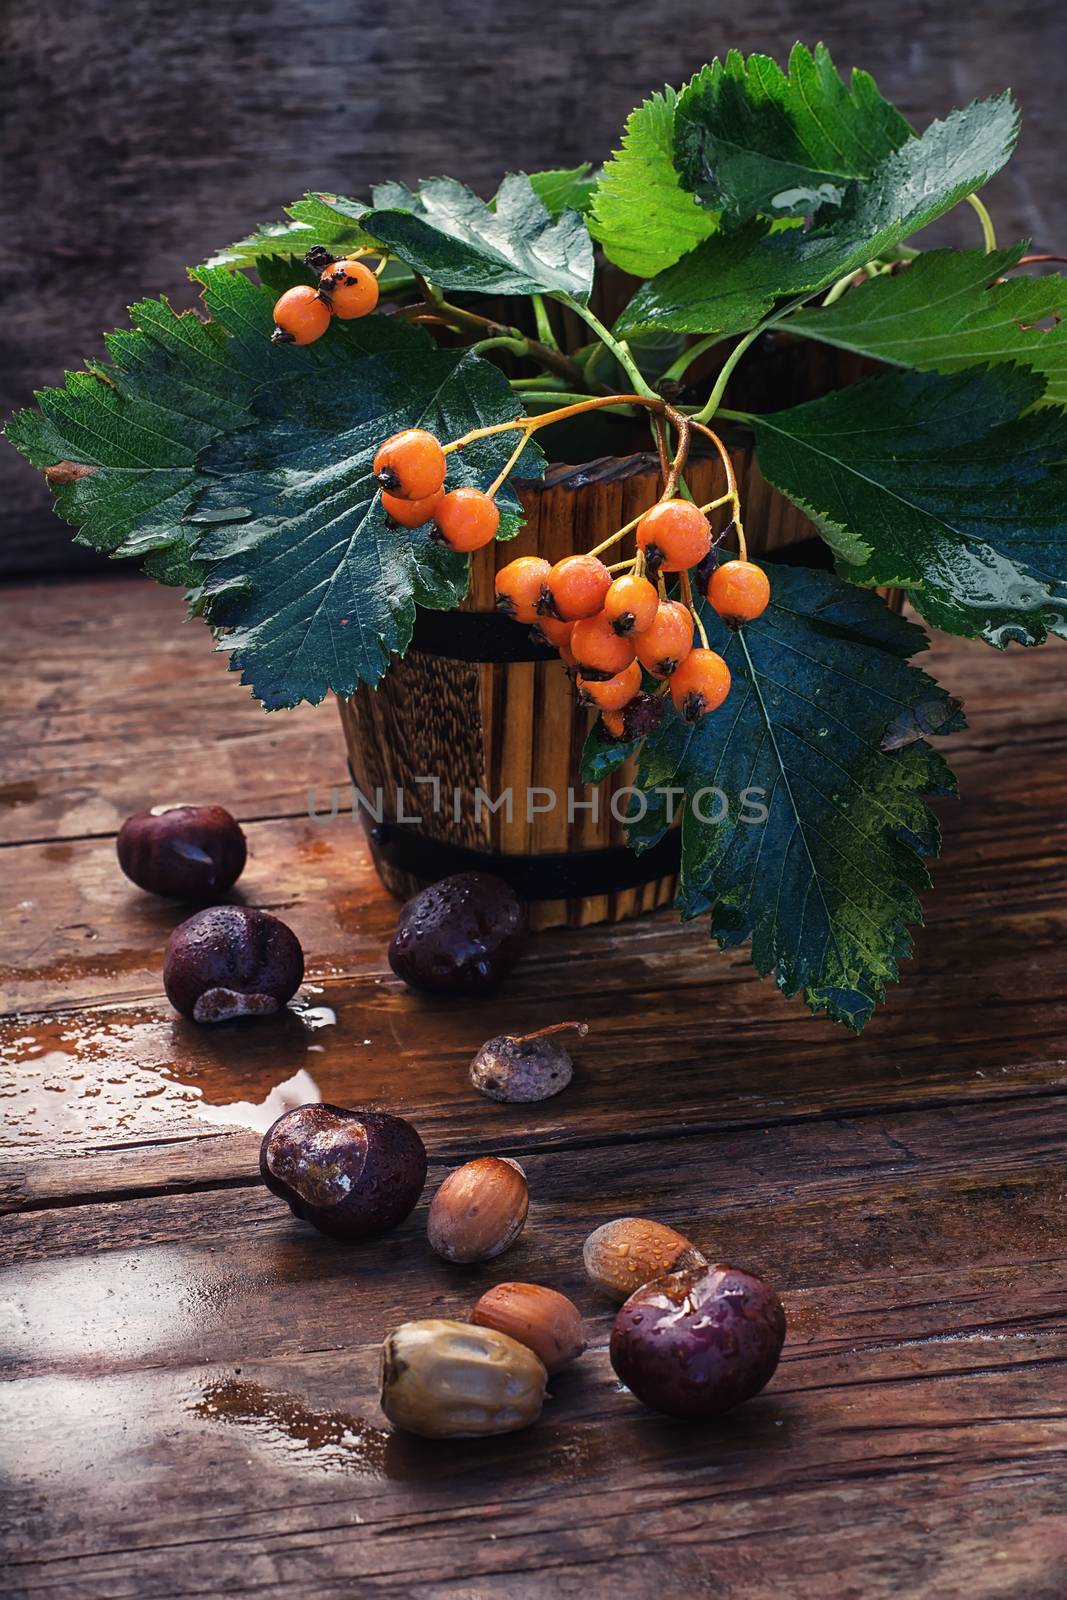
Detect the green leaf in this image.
<box><xmin>629</xmin><ymin>564</ymin><xmax>961</xmax><ymax>1029</ymax></box>
<box><xmin>203</xmin><ymin>193</ymin><xmax>377</xmax><ymax>270</ymax></box>
<box><xmin>526</xmin><ymin>165</ymin><xmax>598</xmax><ymax>218</ymax></box>
<box><xmin>675</xmin><ymin>44</ymin><xmax>911</xmax><ymax>223</ymax></box>
<box><xmin>589</xmin><ymin>86</ymin><xmax>718</xmax><ymax>277</ymax></box>
<box><xmin>4</xmin><ymin>269</ymin><xmax>422</xmax><ymax>577</ymax></box>
<box><xmin>788</xmin><ymin>245</ymin><xmax>1067</xmax><ymax>407</ymax></box>
<box><xmin>363</xmin><ymin>174</ymin><xmax>595</xmax><ymax>302</ymax></box>
<box><xmin>190</xmin><ymin>347</ymin><xmax>545</xmax><ymax>709</ymax></box>
<box><xmin>616</xmin><ymin>93</ymin><xmax>1019</xmax><ymax>336</ymax></box>
<box><xmin>579</xmin><ymin>718</ymin><xmax>639</xmax><ymax>784</ymax></box>
<box><xmin>750</xmin><ymin>365</ymin><xmax>1067</xmax><ymax>645</ymax></box>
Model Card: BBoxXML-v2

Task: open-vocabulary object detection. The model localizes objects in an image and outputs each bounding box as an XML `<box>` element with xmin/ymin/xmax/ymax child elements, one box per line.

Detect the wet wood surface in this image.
<box><xmin>2</xmin><ymin>574</ymin><xmax>1066</xmax><ymax>1597</ymax></box>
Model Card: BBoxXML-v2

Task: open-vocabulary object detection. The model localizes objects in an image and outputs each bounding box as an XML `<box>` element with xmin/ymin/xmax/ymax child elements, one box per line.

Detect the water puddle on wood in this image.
<box><xmin>0</xmin><ymin>998</ymin><xmax>339</xmax><ymax>1148</ymax></box>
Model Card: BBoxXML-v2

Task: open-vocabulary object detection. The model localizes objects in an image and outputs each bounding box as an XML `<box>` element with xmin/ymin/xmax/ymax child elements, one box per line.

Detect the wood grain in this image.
<box><xmin>2</xmin><ymin>563</ymin><xmax>1067</xmax><ymax>1594</ymax></box>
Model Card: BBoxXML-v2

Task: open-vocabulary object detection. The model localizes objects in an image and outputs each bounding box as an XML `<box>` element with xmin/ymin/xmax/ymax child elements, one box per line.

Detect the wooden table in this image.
<box><xmin>2</xmin><ymin>575</ymin><xmax>1066</xmax><ymax>1599</ymax></box>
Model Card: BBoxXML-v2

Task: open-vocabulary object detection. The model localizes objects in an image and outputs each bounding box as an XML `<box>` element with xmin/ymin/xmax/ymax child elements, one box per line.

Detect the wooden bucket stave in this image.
<box><xmin>338</xmin><ymin>441</ymin><xmax>856</xmax><ymax>930</ymax></box>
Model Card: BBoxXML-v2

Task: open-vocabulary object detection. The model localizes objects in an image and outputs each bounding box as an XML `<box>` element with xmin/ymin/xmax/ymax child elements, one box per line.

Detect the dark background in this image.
<box><xmin>3</xmin><ymin>0</ymin><xmax>1065</xmax><ymax>578</ymax></box>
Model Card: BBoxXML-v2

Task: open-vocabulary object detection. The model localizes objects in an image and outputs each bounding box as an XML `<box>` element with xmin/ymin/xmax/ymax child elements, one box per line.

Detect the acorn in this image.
<box><xmin>469</xmin><ymin>1021</ymin><xmax>587</xmax><ymax>1103</ymax></box>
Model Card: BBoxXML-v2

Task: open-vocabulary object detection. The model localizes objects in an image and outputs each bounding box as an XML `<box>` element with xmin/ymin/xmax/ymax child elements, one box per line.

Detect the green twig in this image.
<box><xmin>966</xmin><ymin>192</ymin><xmax>998</xmax><ymax>253</ymax></box>
<box><xmin>556</xmin><ymin>294</ymin><xmax>658</xmax><ymax>399</ymax></box>
<box><xmin>531</xmin><ymin>293</ymin><xmax>561</xmax><ymax>352</ymax></box>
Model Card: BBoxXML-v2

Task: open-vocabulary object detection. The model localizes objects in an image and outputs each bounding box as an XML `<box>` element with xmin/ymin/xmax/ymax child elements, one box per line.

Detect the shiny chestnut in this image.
<box><xmin>610</xmin><ymin>1263</ymin><xmax>786</xmax><ymax>1419</ymax></box>
<box><xmin>117</xmin><ymin>804</ymin><xmax>246</xmax><ymax>900</ymax></box>
<box><xmin>388</xmin><ymin>872</ymin><xmax>526</xmax><ymax>996</ymax></box>
<box><xmin>260</xmin><ymin>1103</ymin><xmax>427</xmax><ymax>1241</ymax></box>
<box><xmin>163</xmin><ymin>904</ymin><xmax>304</xmax><ymax>1023</ymax></box>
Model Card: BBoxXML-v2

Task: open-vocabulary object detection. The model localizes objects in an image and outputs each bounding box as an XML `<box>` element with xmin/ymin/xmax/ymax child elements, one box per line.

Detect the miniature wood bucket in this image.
<box><xmin>338</xmin><ymin>442</ymin><xmax>856</xmax><ymax>930</ymax></box>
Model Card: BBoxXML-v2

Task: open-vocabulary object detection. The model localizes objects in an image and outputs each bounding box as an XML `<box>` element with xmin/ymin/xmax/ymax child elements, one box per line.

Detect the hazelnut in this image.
<box><xmin>379</xmin><ymin>1318</ymin><xmax>547</xmax><ymax>1438</ymax></box>
<box><xmin>469</xmin><ymin>1021</ymin><xmax>587</xmax><ymax>1103</ymax></box>
<box><xmin>583</xmin><ymin>1217</ymin><xmax>706</xmax><ymax>1301</ymax></box>
<box><xmin>427</xmin><ymin>1156</ymin><xmax>529</xmax><ymax>1263</ymax></box>
<box><xmin>471</xmin><ymin>1282</ymin><xmax>586</xmax><ymax>1374</ymax></box>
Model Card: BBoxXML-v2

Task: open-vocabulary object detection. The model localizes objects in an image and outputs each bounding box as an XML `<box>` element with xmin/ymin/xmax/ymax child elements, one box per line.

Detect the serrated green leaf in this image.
<box><xmin>628</xmin><ymin>564</ymin><xmax>959</xmax><ymax>1028</ymax></box>
<box><xmin>362</xmin><ymin>174</ymin><xmax>594</xmax><ymax>302</ymax></box>
<box><xmin>4</xmin><ymin>269</ymin><xmax>425</xmax><ymax>577</ymax></box>
<box><xmin>751</xmin><ymin>365</ymin><xmax>1067</xmax><ymax>645</ymax></box>
<box><xmin>616</xmin><ymin>93</ymin><xmax>1018</xmax><ymax>336</ymax></box>
<box><xmin>190</xmin><ymin>348</ymin><xmax>545</xmax><ymax>709</ymax></box>
<box><xmin>675</xmin><ymin>44</ymin><xmax>911</xmax><ymax>224</ymax></box>
<box><xmin>589</xmin><ymin>86</ymin><xmax>719</xmax><ymax>277</ymax></box>
<box><xmin>203</xmin><ymin>193</ymin><xmax>376</xmax><ymax>270</ymax></box>
<box><xmin>788</xmin><ymin>245</ymin><xmax>1067</xmax><ymax>406</ymax></box>
<box><xmin>526</xmin><ymin>166</ymin><xmax>598</xmax><ymax>218</ymax></box>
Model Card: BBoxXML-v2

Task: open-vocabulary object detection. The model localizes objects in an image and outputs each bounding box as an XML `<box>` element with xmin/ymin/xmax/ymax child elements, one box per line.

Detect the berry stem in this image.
<box><xmin>688</xmin><ymin>418</ymin><xmax>748</xmax><ymax>560</ymax></box>
<box><xmin>443</xmin><ymin>392</ymin><xmax>656</xmax><ymax>454</ymax></box>
<box><xmin>680</xmin><ymin>571</ymin><xmax>710</xmax><ymax>649</ymax></box>
<box><xmin>587</xmin><ymin>507</ymin><xmax>646</xmax><ymax>559</ymax></box>
<box><xmin>398</xmin><ymin>287</ymin><xmax>584</xmax><ymax>388</ymax></box>
<box><xmin>508</xmin><ymin>1020</ymin><xmax>589</xmax><ymax>1045</ymax></box>
<box><xmin>659</xmin><ymin>332</ymin><xmax>723</xmax><ymax>386</ymax></box>
<box><xmin>485</xmin><ymin>433</ymin><xmax>532</xmax><ymax>499</ymax></box>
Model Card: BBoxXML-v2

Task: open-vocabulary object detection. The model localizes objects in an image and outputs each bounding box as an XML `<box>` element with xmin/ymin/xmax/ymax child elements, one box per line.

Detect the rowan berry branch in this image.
<box><xmin>396</xmin><ymin>281</ymin><xmax>585</xmax><ymax>388</ymax></box>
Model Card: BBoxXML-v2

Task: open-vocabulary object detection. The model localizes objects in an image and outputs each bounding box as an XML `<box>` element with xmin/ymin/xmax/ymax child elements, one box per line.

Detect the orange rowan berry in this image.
<box><xmin>533</xmin><ymin>615</ymin><xmax>576</xmax><ymax>649</ymax></box>
<box><xmin>374</xmin><ymin>429</ymin><xmax>447</xmax><ymax>500</ymax></box>
<box><xmin>539</xmin><ymin>553</ymin><xmax>612</xmax><ymax>620</ymax></box>
<box><xmin>706</xmin><ymin>559</ymin><xmax>771</xmax><ymax>625</ymax></box>
<box><xmin>601</xmin><ymin>709</ymin><xmax>627</xmax><ymax>739</ymax></box>
<box><xmin>381</xmin><ymin>488</ymin><xmax>444</xmax><ymax>528</ymax></box>
<box><xmin>496</xmin><ymin>557</ymin><xmax>552</xmax><ymax>624</ymax></box>
<box><xmin>320</xmin><ymin>257</ymin><xmax>379</xmax><ymax>320</ymax></box>
<box><xmin>576</xmin><ymin>658</ymin><xmax>642</xmax><ymax>711</ymax></box>
<box><xmin>604</xmin><ymin>572</ymin><xmax>659</xmax><ymax>636</ymax></box>
<box><xmin>634</xmin><ymin>601</ymin><xmax>694</xmax><ymax>678</ymax></box>
<box><xmin>636</xmin><ymin>499</ymin><xmax>712</xmax><ymax>573</ymax></box>
<box><xmin>670</xmin><ymin>648</ymin><xmax>731</xmax><ymax>721</ymax></box>
<box><xmin>570</xmin><ymin>610</ymin><xmax>637</xmax><ymax>676</ymax></box>
<box><xmin>433</xmin><ymin>487</ymin><xmax>500</xmax><ymax>552</ymax></box>
<box><xmin>271</xmin><ymin>285</ymin><xmax>330</xmax><ymax>346</ymax></box>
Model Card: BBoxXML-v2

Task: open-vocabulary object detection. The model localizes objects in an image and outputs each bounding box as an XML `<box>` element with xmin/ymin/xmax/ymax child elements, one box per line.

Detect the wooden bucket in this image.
<box><xmin>338</xmin><ymin>441</ymin><xmax>840</xmax><ymax>930</ymax></box>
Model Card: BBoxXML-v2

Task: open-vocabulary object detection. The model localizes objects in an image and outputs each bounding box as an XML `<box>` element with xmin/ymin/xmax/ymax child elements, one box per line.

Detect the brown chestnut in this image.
<box><xmin>260</xmin><ymin>1103</ymin><xmax>427</xmax><ymax>1241</ymax></box>
<box><xmin>163</xmin><ymin>904</ymin><xmax>304</xmax><ymax>1023</ymax></box>
<box><xmin>610</xmin><ymin>1263</ymin><xmax>786</xmax><ymax>1419</ymax></box>
<box><xmin>117</xmin><ymin>804</ymin><xmax>246</xmax><ymax>900</ymax></box>
<box><xmin>388</xmin><ymin>872</ymin><xmax>526</xmax><ymax>996</ymax></box>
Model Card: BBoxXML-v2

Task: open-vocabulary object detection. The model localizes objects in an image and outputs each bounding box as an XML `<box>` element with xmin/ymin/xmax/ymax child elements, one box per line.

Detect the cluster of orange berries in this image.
<box><xmin>271</xmin><ymin>247</ymin><xmax>381</xmax><ymax>346</ymax></box>
<box><xmin>495</xmin><ymin>498</ymin><xmax>771</xmax><ymax>737</ymax></box>
<box><xmin>371</xmin><ymin>427</ymin><xmax>502</xmax><ymax>550</ymax></box>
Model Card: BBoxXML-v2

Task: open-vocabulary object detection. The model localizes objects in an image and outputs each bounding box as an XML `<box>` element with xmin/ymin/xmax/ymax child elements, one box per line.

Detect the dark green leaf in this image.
<box><xmin>751</xmin><ymin>365</ymin><xmax>1067</xmax><ymax>645</ymax></box>
<box><xmin>579</xmin><ymin>719</ymin><xmax>640</xmax><ymax>784</ymax></box>
<box><xmin>675</xmin><ymin>44</ymin><xmax>911</xmax><ymax>223</ymax></box>
<box><xmin>629</xmin><ymin>564</ymin><xmax>960</xmax><ymax>1029</ymax></box>
<box><xmin>616</xmin><ymin>93</ymin><xmax>1018</xmax><ymax>336</ymax></box>
<box><xmin>4</xmin><ymin>269</ymin><xmax>424</xmax><ymax>576</ymax></box>
<box><xmin>203</xmin><ymin>193</ymin><xmax>377</xmax><ymax>270</ymax></box>
<box><xmin>363</xmin><ymin>174</ymin><xmax>595</xmax><ymax>302</ymax></box>
<box><xmin>526</xmin><ymin>166</ymin><xmax>598</xmax><ymax>218</ymax></box>
<box><xmin>589</xmin><ymin>86</ymin><xmax>719</xmax><ymax>277</ymax></box>
<box><xmin>191</xmin><ymin>347</ymin><xmax>545</xmax><ymax>709</ymax></box>
<box><xmin>788</xmin><ymin>245</ymin><xmax>1067</xmax><ymax>406</ymax></box>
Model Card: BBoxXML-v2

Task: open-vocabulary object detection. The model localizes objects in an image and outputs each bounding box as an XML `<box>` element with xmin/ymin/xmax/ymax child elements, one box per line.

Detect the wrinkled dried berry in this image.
<box><xmin>389</xmin><ymin>872</ymin><xmax>526</xmax><ymax>996</ymax></box>
<box><xmin>470</xmin><ymin>1021</ymin><xmax>586</xmax><ymax>1102</ymax></box>
<box><xmin>163</xmin><ymin>905</ymin><xmax>304</xmax><ymax>1023</ymax></box>
<box><xmin>610</xmin><ymin>1263</ymin><xmax>786</xmax><ymax>1419</ymax></box>
<box><xmin>261</xmin><ymin>1103</ymin><xmax>427</xmax><ymax>1241</ymax></box>
<box><xmin>117</xmin><ymin>804</ymin><xmax>246</xmax><ymax>901</ymax></box>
